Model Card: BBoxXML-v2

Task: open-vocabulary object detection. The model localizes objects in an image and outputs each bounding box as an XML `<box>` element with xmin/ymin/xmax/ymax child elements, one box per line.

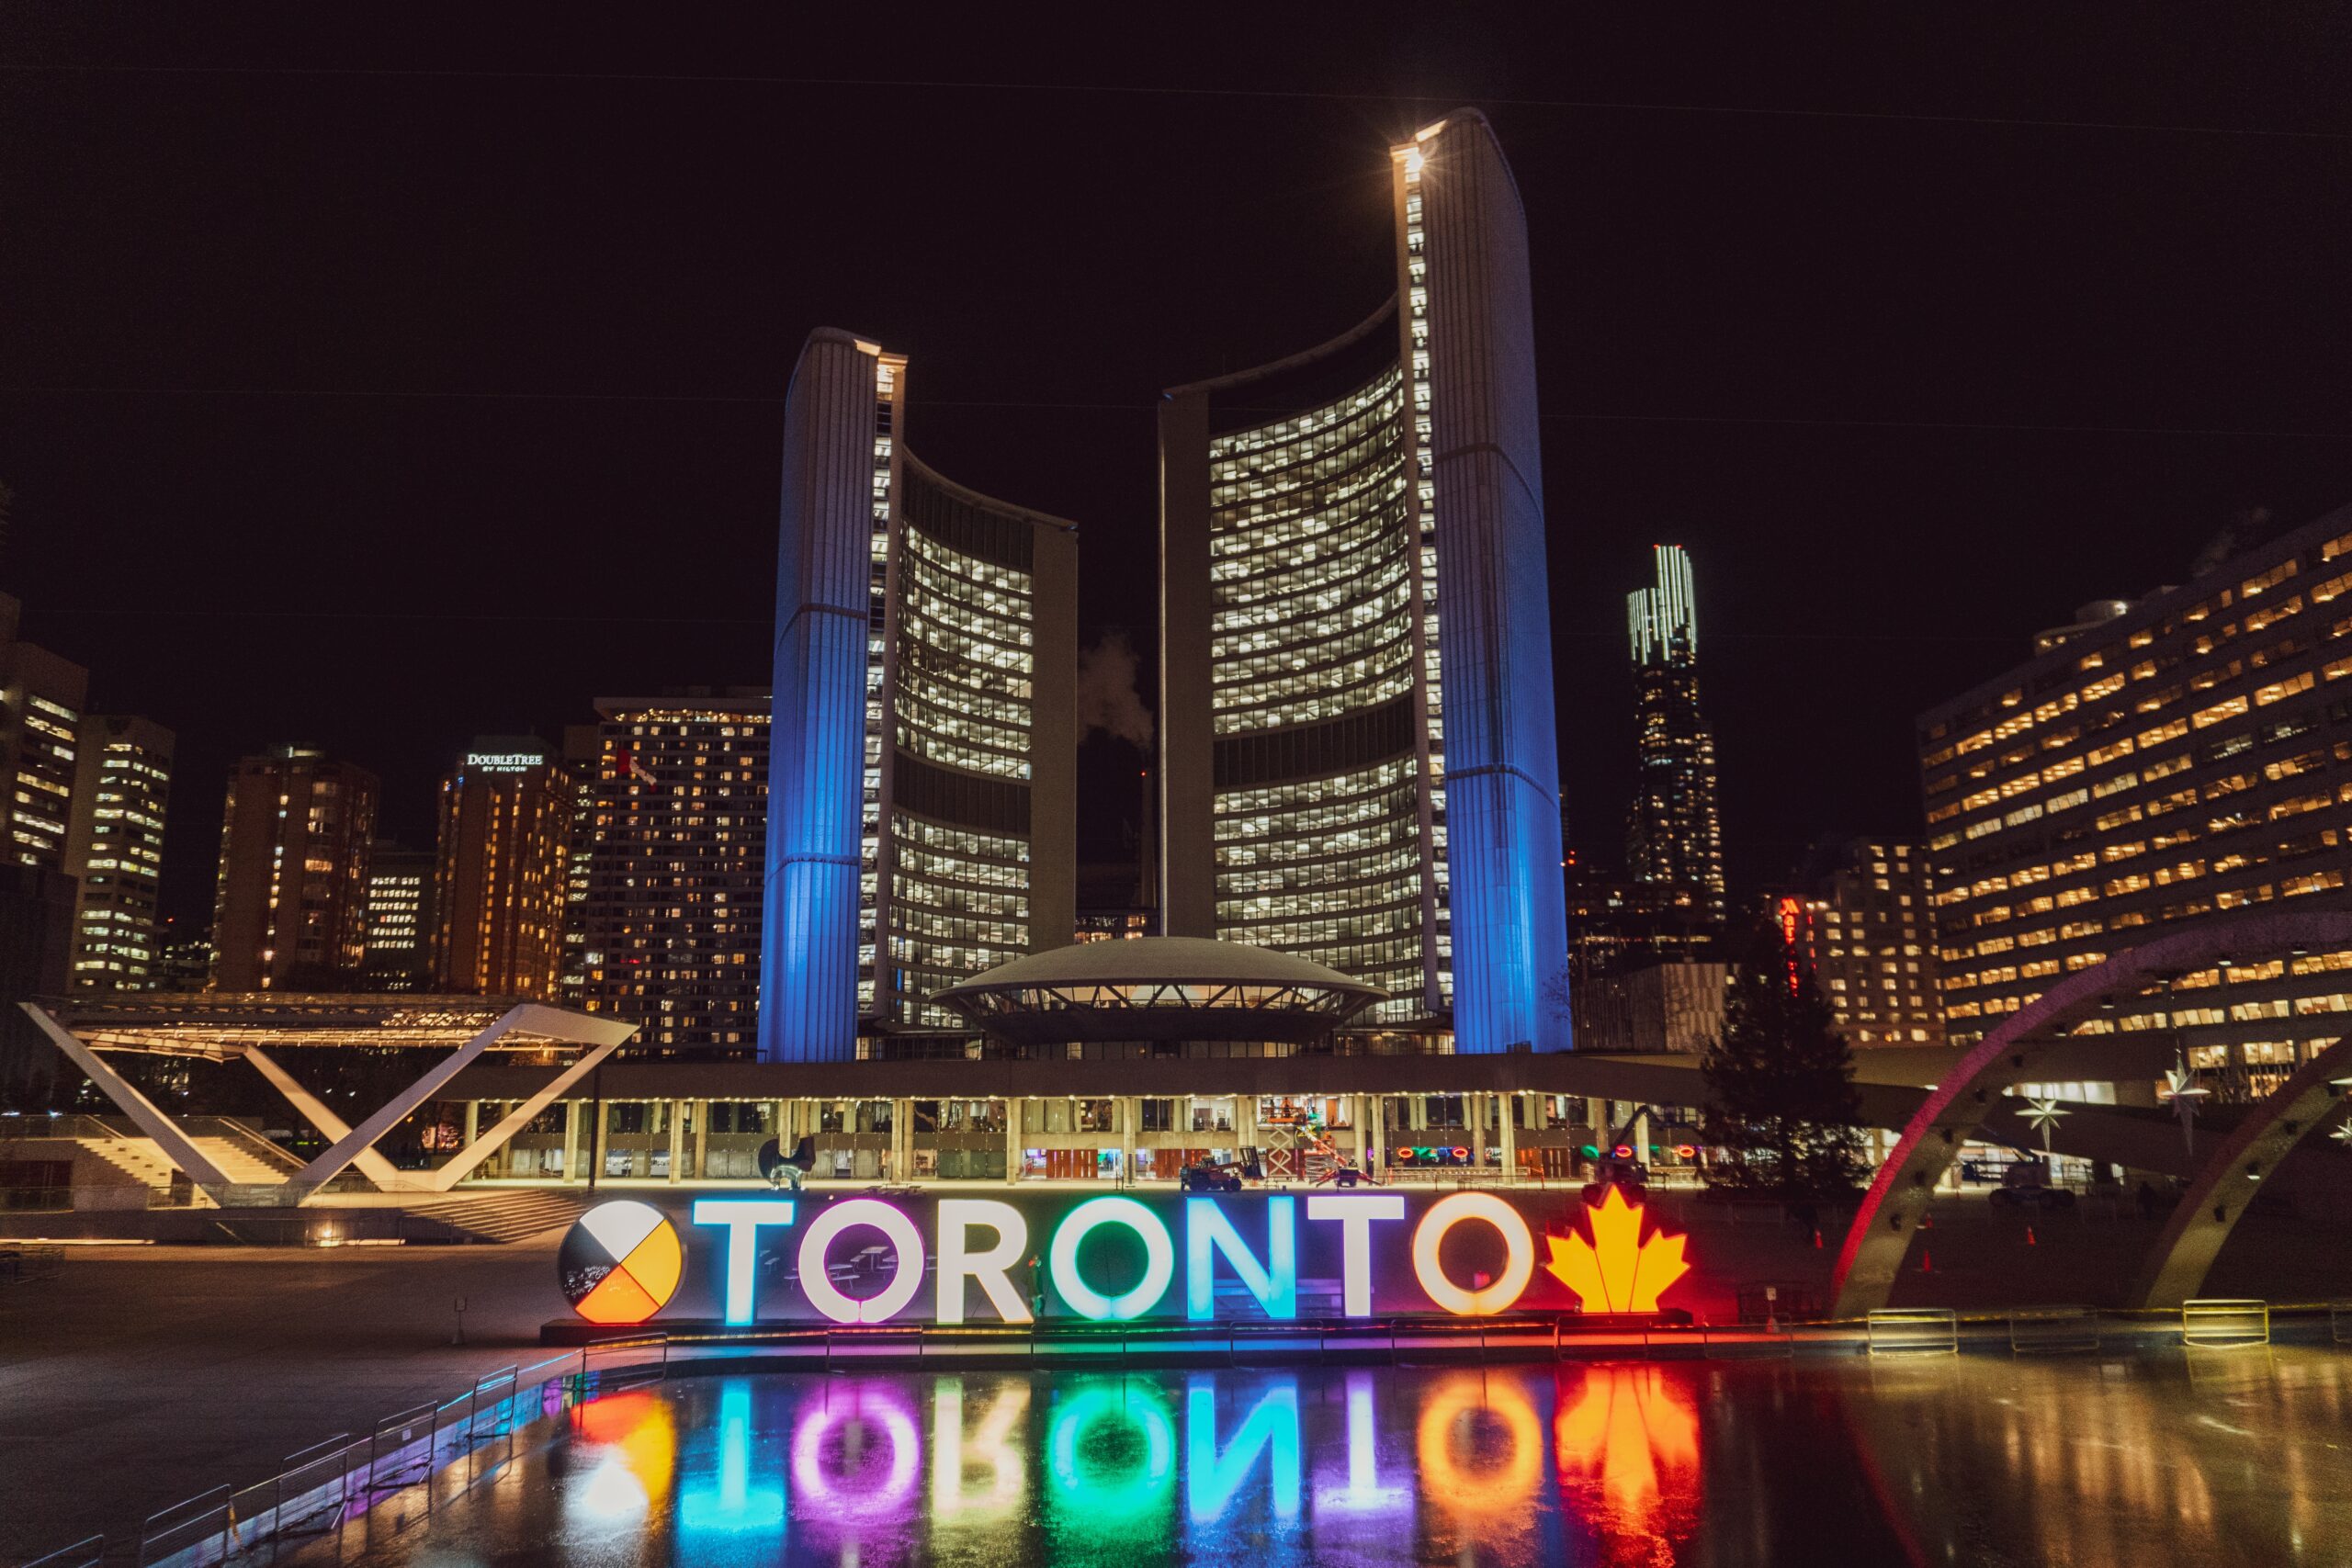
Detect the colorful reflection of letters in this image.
<box><xmin>564</xmin><ymin>1368</ymin><xmax>1713</xmax><ymax>1564</ymax></box>
<box><xmin>1555</xmin><ymin>1366</ymin><xmax>1702</xmax><ymax>1563</ymax></box>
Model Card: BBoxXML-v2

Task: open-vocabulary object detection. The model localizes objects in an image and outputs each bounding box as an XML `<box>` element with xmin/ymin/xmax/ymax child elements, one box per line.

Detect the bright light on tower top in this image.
<box><xmin>1627</xmin><ymin>544</ymin><xmax>1699</xmax><ymax>668</ymax></box>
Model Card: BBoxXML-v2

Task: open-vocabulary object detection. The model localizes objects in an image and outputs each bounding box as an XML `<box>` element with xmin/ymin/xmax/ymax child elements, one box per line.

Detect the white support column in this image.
<box><xmin>20</xmin><ymin>1004</ymin><xmax>232</xmax><ymax>1190</ymax></box>
<box><xmin>294</xmin><ymin>1008</ymin><xmax>524</xmax><ymax>1188</ymax></box>
<box><xmin>1120</xmin><ymin>1097</ymin><xmax>1138</xmax><ymax>1184</ymax></box>
<box><xmin>891</xmin><ymin>1098</ymin><xmax>913</xmax><ymax>1183</ymax></box>
<box><xmin>692</xmin><ymin>1100</ymin><xmax>708</xmax><ymax>1183</ymax></box>
<box><xmin>562</xmin><ymin>1100</ymin><xmax>584</xmax><ymax>1185</ymax></box>
<box><xmin>410</xmin><ymin>1032</ymin><xmax>632</xmax><ymax>1191</ymax></box>
<box><xmin>463</xmin><ymin>1100</ymin><xmax>481</xmax><ymax>1149</ymax></box>
<box><xmin>665</xmin><ymin>1099</ymin><xmax>685</xmax><ymax>1184</ymax></box>
<box><xmin>1498</xmin><ymin>1090</ymin><xmax>1518</xmax><ymax>1184</ymax></box>
<box><xmin>1005</xmin><ymin>1100</ymin><xmax>1023</xmax><ymax>1186</ymax></box>
<box><xmin>1470</xmin><ymin>1092</ymin><xmax>1489</xmax><ymax>1177</ymax></box>
<box><xmin>243</xmin><ymin>1046</ymin><xmax>404</xmax><ymax>1188</ymax></box>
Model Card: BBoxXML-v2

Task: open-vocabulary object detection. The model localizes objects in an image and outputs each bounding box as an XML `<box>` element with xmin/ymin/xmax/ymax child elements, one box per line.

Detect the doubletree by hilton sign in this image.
<box><xmin>559</xmin><ymin>1189</ymin><xmax>1691</xmax><ymax>1327</ymax></box>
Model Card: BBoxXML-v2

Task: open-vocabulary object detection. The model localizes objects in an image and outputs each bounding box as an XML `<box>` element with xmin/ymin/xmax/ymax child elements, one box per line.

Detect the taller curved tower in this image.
<box><xmin>1157</xmin><ymin>111</ymin><xmax>1571</xmax><ymax>1051</ymax></box>
<box><xmin>762</xmin><ymin>331</ymin><xmax>1077</xmax><ymax>1063</ymax></box>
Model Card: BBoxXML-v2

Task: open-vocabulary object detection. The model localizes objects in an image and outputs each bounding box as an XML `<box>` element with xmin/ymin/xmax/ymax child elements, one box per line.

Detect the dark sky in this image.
<box><xmin>2</xmin><ymin>6</ymin><xmax>2347</xmax><ymax>928</ymax></box>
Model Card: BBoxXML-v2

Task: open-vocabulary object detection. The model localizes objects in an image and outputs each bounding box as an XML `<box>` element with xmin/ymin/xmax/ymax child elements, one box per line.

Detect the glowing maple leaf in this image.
<box><xmin>1545</xmin><ymin>1187</ymin><xmax>1690</xmax><ymax>1314</ymax></box>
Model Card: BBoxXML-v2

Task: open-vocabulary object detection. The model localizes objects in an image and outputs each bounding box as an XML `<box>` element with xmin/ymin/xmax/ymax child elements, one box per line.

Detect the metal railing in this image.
<box><xmin>1867</xmin><ymin>1307</ymin><xmax>1960</xmax><ymax>1356</ymax></box>
<box><xmin>2007</xmin><ymin>1305</ymin><xmax>2101</xmax><ymax>1355</ymax></box>
<box><xmin>2182</xmin><ymin>1298</ymin><xmax>2270</xmax><ymax>1348</ymax></box>
<box><xmin>19</xmin><ymin>1341</ymin><xmax>672</xmax><ymax>1568</ymax></box>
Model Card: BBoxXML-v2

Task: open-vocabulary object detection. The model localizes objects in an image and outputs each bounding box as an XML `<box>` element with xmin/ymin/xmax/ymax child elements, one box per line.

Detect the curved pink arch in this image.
<box><xmin>1829</xmin><ymin>909</ymin><xmax>2352</xmax><ymax>1317</ymax></box>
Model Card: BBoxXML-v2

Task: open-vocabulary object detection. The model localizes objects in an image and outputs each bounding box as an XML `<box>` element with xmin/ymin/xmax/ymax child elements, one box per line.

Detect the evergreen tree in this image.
<box><xmin>1701</xmin><ymin>938</ymin><xmax>1868</xmax><ymax>1199</ymax></box>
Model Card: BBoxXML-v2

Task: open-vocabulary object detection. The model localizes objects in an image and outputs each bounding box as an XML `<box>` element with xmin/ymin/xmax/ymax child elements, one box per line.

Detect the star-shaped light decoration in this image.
<box><xmin>2331</xmin><ymin>1120</ymin><xmax>2352</xmax><ymax>1148</ymax></box>
<box><xmin>2022</xmin><ymin>1095</ymin><xmax>2070</xmax><ymax>1157</ymax></box>
<box><xmin>2158</xmin><ymin>1059</ymin><xmax>2211</xmax><ymax>1156</ymax></box>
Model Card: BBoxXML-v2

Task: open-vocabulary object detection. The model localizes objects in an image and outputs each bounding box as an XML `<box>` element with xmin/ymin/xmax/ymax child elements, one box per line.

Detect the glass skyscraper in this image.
<box><xmin>1625</xmin><ymin>545</ymin><xmax>1727</xmax><ymax>920</ymax></box>
<box><xmin>763</xmin><ymin>332</ymin><xmax>1078</xmax><ymax>1062</ymax></box>
<box><xmin>1158</xmin><ymin>112</ymin><xmax>1572</xmax><ymax>1052</ymax></box>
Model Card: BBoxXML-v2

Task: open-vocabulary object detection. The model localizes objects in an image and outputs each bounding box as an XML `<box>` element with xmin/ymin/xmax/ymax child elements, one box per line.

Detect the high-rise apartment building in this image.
<box><xmin>0</xmin><ymin>595</ymin><xmax>89</xmax><ymax>1095</ymax></box>
<box><xmin>1776</xmin><ymin>838</ymin><xmax>1944</xmax><ymax>1047</ymax></box>
<box><xmin>430</xmin><ymin>737</ymin><xmax>572</xmax><ymax>999</ymax></box>
<box><xmin>1157</xmin><ymin>111</ymin><xmax>1570</xmax><ymax>1051</ymax></box>
<box><xmin>360</xmin><ymin>840</ymin><xmax>435</xmax><ymax>990</ymax></box>
<box><xmin>0</xmin><ymin>593</ymin><xmax>87</xmax><ymax>872</ymax></box>
<box><xmin>1626</xmin><ymin>545</ymin><xmax>1726</xmax><ymax>921</ymax></box>
<box><xmin>583</xmin><ymin>695</ymin><xmax>768</xmax><ymax>1055</ymax></box>
<box><xmin>62</xmin><ymin>714</ymin><xmax>173</xmax><ymax>990</ymax></box>
<box><xmin>210</xmin><ymin>744</ymin><xmax>378</xmax><ymax>991</ymax></box>
<box><xmin>763</xmin><ymin>335</ymin><xmax>1079</xmax><ymax>1062</ymax></box>
<box><xmin>1921</xmin><ymin>502</ymin><xmax>2352</xmax><ymax>1094</ymax></box>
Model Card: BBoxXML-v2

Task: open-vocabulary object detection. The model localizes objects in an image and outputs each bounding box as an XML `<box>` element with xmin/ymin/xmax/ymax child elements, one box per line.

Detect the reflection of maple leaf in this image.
<box><xmin>1544</xmin><ymin>1188</ymin><xmax>1690</xmax><ymax>1313</ymax></box>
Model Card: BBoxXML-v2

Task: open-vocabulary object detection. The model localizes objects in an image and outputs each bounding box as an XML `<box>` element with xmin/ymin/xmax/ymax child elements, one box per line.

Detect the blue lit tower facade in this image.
<box><xmin>1157</xmin><ymin>112</ymin><xmax>1571</xmax><ymax>1052</ymax></box>
<box><xmin>1625</xmin><ymin>545</ymin><xmax>1726</xmax><ymax>920</ymax></box>
<box><xmin>763</xmin><ymin>331</ymin><xmax>1078</xmax><ymax>1062</ymax></box>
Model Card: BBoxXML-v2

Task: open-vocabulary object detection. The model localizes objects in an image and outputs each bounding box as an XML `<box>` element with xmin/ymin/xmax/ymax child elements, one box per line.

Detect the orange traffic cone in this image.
<box><xmin>1812</xmin><ymin>1229</ymin><xmax>1823</xmax><ymax>1249</ymax></box>
<box><xmin>1920</xmin><ymin>1248</ymin><xmax>1934</xmax><ymax>1274</ymax></box>
<box><xmin>2025</xmin><ymin>1225</ymin><xmax>2036</xmax><ymax>1247</ymax></box>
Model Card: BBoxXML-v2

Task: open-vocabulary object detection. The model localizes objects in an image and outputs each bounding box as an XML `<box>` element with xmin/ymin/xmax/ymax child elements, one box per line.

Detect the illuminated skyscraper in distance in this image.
<box><xmin>762</xmin><ymin>332</ymin><xmax>1078</xmax><ymax>1063</ymax></box>
<box><xmin>1626</xmin><ymin>545</ymin><xmax>1726</xmax><ymax>921</ymax></box>
<box><xmin>1158</xmin><ymin>111</ymin><xmax>1572</xmax><ymax>1052</ymax></box>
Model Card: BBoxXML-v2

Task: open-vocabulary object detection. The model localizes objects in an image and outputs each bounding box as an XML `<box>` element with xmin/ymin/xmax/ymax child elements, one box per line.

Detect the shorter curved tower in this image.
<box><xmin>762</xmin><ymin>333</ymin><xmax>1077</xmax><ymax>1062</ymax></box>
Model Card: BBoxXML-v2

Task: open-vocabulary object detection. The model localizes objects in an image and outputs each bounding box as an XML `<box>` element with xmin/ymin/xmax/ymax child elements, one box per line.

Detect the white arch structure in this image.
<box><xmin>1831</xmin><ymin>909</ymin><xmax>2352</xmax><ymax>1318</ymax></box>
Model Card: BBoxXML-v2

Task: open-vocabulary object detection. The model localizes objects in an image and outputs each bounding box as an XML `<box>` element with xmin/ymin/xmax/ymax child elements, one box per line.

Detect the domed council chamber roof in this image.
<box><xmin>932</xmin><ymin>937</ymin><xmax>1386</xmax><ymax>1045</ymax></box>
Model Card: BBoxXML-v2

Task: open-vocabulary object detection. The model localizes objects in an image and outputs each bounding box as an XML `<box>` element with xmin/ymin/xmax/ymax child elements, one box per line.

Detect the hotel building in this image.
<box><xmin>1922</xmin><ymin>502</ymin><xmax>2352</xmax><ymax>1094</ymax></box>
<box><xmin>581</xmin><ymin>694</ymin><xmax>768</xmax><ymax>1055</ymax></box>
<box><xmin>762</xmin><ymin>333</ymin><xmax>1078</xmax><ymax>1062</ymax></box>
<box><xmin>1776</xmin><ymin>838</ymin><xmax>1944</xmax><ymax>1048</ymax></box>
<box><xmin>209</xmin><ymin>745</ymin><xmax>378</xmax><ymax>990</ymax></box>
<box><xmin>430</xmin><ymin>737</ymin><xmax>573</xmax><ymax>1000</ymax></box>
<box><xmin>61</xmin><ymin>714</ymin><xmax>174</xmax><ymax>990</ymax></box>
<box><xmin>1626</xmin><ymin>546</ymin><xmax>1726</xmax><ymax>921</ymax></box>
<box><xmin>1157</xmin><ymin>110</ymin><xmax>1570</xmax><ymax>1052</ymax></box>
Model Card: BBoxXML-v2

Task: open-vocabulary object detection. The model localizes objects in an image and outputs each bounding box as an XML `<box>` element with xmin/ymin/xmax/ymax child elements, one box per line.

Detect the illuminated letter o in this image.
<box><xmin>1048</xmin><ymin>1196</ymin><xmax>1175</xmax><ymax>1320</ymax></box>
<box><xmin>1411</xmin><ymin>1192</ymin><xmax>1535</xmax><ymax>1315</ymax></box>
<box><xmin>797</xmin><ymin>1199</ymin><xmax>925</xmax><ymax>1324</ymax></box>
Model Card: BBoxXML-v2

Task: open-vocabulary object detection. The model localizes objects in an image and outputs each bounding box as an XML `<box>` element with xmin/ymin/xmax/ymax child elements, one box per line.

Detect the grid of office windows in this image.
<box><xmin>1921</xmin><ymin>503</ymin><xmax>2352</xmax><ymax>1094</ymax></box>
<box><xmin>67</xmin><ymin>728</ymin><xmax>171</xmax><ymax>989</ymax></box>
<box><xmin>579</xmin><ymin>703</ymin><xmax>766</xmax><ymax>1055</ymax></box>
<box><xmin>875</xmin><ymin>458</ymin><xmax>1046</xmax><ymax>1027</ymax></box>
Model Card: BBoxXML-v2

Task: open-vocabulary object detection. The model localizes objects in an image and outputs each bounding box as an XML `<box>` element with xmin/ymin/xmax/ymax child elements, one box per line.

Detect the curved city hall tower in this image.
<box><xmin>763</xmin><ymin>331</ymin><xmax>1078</xmax><ymax>1062</ymax></box>
<box><xmin>1158</xmin><ymin>111</ymin><xmax>1571</xmax><ymax>1051</ymax></box>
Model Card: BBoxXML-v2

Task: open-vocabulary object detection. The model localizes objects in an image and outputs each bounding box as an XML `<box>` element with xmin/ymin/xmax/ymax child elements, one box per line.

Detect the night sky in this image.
<box><xmin>3</xmin><ymin>8</ymin><xmax>2347</xmax><ymax>929</ymax></box>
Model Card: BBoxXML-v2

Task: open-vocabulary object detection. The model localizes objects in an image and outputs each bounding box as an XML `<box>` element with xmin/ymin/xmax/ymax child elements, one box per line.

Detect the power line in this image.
<box><xmin>5</xmin><ymin>62</ymin><xmax>2344</xmax><ymax>141</ymax></box>
<box><xmin>2</xmin><ymin>383</ymin><xmax>2343</xmax><ymax>441</ymax></box>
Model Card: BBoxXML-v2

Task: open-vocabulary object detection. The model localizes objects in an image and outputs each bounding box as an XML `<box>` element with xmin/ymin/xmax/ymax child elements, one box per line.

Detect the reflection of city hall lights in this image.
<box><xmin>584</xmin><ymin>1191</ymin><xmax>1695</xmax><ymax>1326</ymax></box>
<box><xmin>1544</xmin><ymin>1189</ymin><xmax>1690</xmax><ymax>1314</ymax></box>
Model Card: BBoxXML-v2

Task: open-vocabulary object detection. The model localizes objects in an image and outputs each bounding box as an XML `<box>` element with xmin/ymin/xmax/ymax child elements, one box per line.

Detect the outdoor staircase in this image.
<box><xmin>73</xmin><ymin>1129</ymin><xmax>301</xmax><ymax>1191</ymax></box>
<box><xmin>391</xmin><ymin>1190</ymin><xmax>594</xmax><ymax>1243</ymax></box>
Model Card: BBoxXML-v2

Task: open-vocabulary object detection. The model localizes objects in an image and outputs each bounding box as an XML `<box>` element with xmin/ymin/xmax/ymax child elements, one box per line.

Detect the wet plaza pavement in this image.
<box><xmin>275</xmin><ymin>1348</ymin><xmax>2352</xmax><ymax>1567</ymax></box>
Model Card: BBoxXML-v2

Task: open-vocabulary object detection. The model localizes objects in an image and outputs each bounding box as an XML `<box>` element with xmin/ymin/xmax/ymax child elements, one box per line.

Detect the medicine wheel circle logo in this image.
<box><xmin>559</xmin><ymin>1201</ymin><xmax>684</xmax><ymax>1325</ymax></box>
